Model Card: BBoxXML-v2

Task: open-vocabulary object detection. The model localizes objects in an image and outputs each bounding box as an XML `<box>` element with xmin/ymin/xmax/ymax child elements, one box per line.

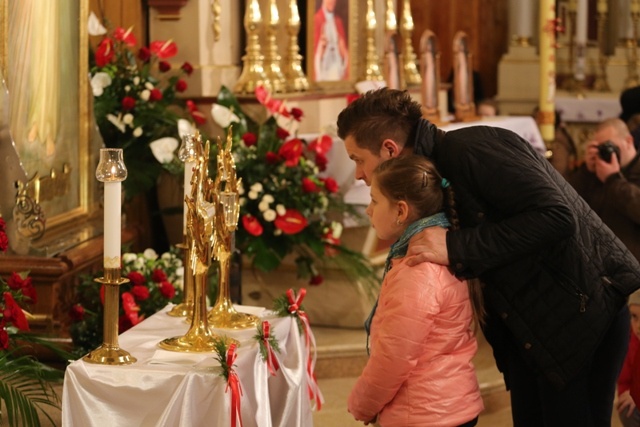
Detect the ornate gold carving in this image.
<box><xmin>14</xmin><ymin>173</ymin><xmax>46</xmax><ymax>240</ymax></box>
<box><xmin>211</xmin><ymin>0</ymin><xmax>221</xmax><ymax>41</ymax></box>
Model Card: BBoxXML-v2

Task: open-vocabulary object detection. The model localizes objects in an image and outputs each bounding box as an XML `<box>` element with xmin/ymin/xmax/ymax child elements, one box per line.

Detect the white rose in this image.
<box><xmin>250</xmin><ymin>182</ymin><xmax>263</xmax><ymax>193</ymax></box>
<box><xmin>145</xmin><ymin>82</ymin><xmax>154</xmax><ymax>90</ymax></box>
<box><xmin>133</xmin><ymin>77</ymin><xmax>140</xmax><ymax>85</ymax></box>
<box><xmin>211</xmin><ymin>104</ymin><xmax>240</xmax><ymax>128</ymax></box>
<box><xmin>140</xmin><ymin>89</ymin><xmax>150</xmax><ymax>101</ymax></box>
<box><xmin>248</xmin><ymin>190</ymin><xmax>258</xmax><ymax>200</ymax></box>
<box><xmin>275</xmin><ymin>204</ymin><xmax>286</xmax><ymax>216</ymax></box>
<box><xmin>262</xmin><ymin>194</ymin><xmax>274</xmax><ymax>204</ymax></box>
<box><xmin>258</xmin><ymin>201</ymin><xmax>269</xmax><ymax>212</ymax></box>
<box><xmin>143</xmin><ymin>248</ymin><xmax>158</xmax><ymax>260</ymax></box>
<box><xmin>263</xmin><ymin>209</ymin><xmax>276</xmax><ymax>222</ymax></box>
<box><xmin>123</xmin><ymin>114</ymin><xmax>134</xmax><ymax>125</ymax></box>
<box><xmin>133</xmin><ymin>127</ymin><xmax>143</xmax><ymax>137</ymax></box>
<box><xmin>122</xmin><ymin>253</ymin><xmax>137</xmax><ymax>264</ymax></box>
<box><xmin>150</xmin><ymin>137</ymin><xmax>179</xmax><ymax>164</ymax></box>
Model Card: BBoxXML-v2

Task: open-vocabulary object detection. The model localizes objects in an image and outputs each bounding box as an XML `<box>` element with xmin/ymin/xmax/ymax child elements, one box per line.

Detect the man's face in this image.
<box><xmin>323</xmin><ymin>0</ymin><xmax>337</xmax><ymax>12</ymax></box>
<box><xmin>344</xmin><ymin>135</ymin><xmax>389</xmax><ymax>186</ymax></box>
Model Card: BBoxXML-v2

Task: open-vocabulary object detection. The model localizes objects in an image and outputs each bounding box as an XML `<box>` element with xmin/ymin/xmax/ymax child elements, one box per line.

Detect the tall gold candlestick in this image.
<box><xmin>363</xmin><ymin>0</ymin><xmax>383</xmax><ymax>81</ymax></box>
<box><xmin>84</xmin><ymin>148</ymin><xmax>136</xmax><ymax>365</ymax></box>
<box><xmin>593</xmin><ymin>4</ymin><xmax>610</xmax><ymax>91</ymax></box>
<box><xmin>234</xmin><ymin>0</ymin><xmax>271</xmax><ymax>94</ymax></box>
<box><xmin>399</xmin><ymin>0</ymin><xmax>421</xmax><ymax>86</ymax></box>
<box><xmin>264</xmin><ymin>0</ymin><xmax>286</xmax><ymax>93</ymax></box>
<box><xmin>282</xmin><ymin>0</ymin><xmax>309</xmax><ymax>92</ymax></box>
<box><xmin>626</xmin><ymin>3</ymin><xmax>640</xmax><ymax>88</ymax></box>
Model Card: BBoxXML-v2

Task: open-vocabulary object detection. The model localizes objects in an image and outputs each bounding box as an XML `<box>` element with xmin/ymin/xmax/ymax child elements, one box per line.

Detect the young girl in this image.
<box><xmin>348</xmin><ymin>156</ymin><xmax>484</xmax><ymax>427</ymax></box>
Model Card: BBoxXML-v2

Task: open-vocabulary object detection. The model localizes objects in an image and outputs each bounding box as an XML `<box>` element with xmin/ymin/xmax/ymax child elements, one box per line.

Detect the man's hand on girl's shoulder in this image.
<box><xmin>405</xmin><ymin>227</ymin><xmax>449</xmax><ymax>267</ymax></box>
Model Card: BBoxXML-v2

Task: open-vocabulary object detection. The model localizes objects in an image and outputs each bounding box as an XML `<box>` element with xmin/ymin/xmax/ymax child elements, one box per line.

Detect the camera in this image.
<box><xmin>597</xmin><ymin>141</ymin><xmax>620</xmax><ymax>163</ymax></box>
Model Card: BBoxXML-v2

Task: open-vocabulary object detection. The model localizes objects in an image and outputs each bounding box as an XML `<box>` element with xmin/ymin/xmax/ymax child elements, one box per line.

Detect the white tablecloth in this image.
<box><xmin>555</xmin><ymin>94</ymin><xmax>621</xmax><ymax>123</ymax></box>
<box><xmin>62</xmin><ymin>305</ymin><xmax>313</xmax><ymax>427</ymax></box>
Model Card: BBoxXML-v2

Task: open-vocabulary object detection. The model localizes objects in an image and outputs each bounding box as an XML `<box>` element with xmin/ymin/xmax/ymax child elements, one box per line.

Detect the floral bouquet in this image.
<box><xmin>0</xmin><ymin>216</ymin><xmax>66</xmax><ymax>425</ymax></box>
<box><xmin>69</xmin><ymin>248</ymin><xmax>183</xmax><ymax>357</ymax></box>
<box><xmin>88</xmin><ymin>12</ymin><xmax>205</xmax><ymax>198</ymax></box>
<box><xmin>211</xmin><ymin>86</ymin><xmax>375</xmax><ymax>287</ymax></box>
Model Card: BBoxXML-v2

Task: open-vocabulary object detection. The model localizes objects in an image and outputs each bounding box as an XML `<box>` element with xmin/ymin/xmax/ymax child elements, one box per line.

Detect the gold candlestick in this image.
<box><xmin>386</xmin><ymin>0</ymin><xmax>397</xmax><ymax>36</ymax></box>
<box><xmin>264</xmin><ymin>0</ymin><xmax>286</xmax><ymax>93</ymax></box>
<box><xmin>626</xmin><ymin>3</ymin><xmax>640</xmax><ymax>88</ymax></box>
<box><xmin>208</xmin><ymin>129</ymin><xmax>259</xmax><ymax>329</ymax></box>
<box><xmin>282</xmin><ymin>0</ymin><xmax>309</xmax><ymax>92</ymax></box>
<box><xmin>399</xmin><ymin>0</ymin><xmax>421</xmax><ymax>86</ymax></box>
<box><xmin>363</xmin><ymin>0</ymin><xmax>383</xmax><ymax>81</ymax></box>
<box><xmin>234</xmin><ymin>0</ymin><xmax>271</xmax><ymax>94</ymax></box>
<box><xmin>593</xmin><ymin>1</ymin><xmax>610</xmax><ymax>91</ymax></box>
<box><xmin>160</xmin><ymin>138</ymin><xmax>223</xmax><ymax>352</ymax></box>
<box><xmin>561</xmin><ymin>6</ymin><xmax>579</xmax><ymax>91</ymax></box>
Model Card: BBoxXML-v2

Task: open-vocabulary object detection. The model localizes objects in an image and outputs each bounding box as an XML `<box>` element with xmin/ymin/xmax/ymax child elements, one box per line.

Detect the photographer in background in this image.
<box><xmin>568</xmin><ymin>118</ymin><xmax>640</xmax><ymax>262</ymax></box>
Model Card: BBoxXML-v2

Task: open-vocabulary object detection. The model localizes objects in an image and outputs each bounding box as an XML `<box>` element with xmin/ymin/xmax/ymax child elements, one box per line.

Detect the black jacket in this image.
<box><xmin>414</xmin><ymin>122</ymin><xmax>640</xmax><ymax>389</ymax></box>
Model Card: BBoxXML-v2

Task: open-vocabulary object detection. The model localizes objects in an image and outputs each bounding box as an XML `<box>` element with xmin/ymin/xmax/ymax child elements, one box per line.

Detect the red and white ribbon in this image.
<box><xmin>225</xmin><ymin>343</ymin><xmax>243</xmax><ymax>427</ymax></box>
<box><xmin>262</xmin><ymin>321</ymin><xmax>280</xmax><ymax>376</ymax></box>
<box><xmin>286</xmin><ymin>288</ymin><xmax>324</xmax><ymax>410</ymax></box>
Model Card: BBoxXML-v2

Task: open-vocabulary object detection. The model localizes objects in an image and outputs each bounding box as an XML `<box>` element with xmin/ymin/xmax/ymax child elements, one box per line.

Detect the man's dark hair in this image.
<box><xmin>336</xmin><ymin>88</ymin><xmax>423</xmax><ymax>153</ymax></box>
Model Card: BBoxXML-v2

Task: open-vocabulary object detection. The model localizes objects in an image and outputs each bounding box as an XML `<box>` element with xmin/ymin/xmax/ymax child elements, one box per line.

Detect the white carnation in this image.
<box><xmin>263</xmin><ymin>209</ymin><xmax>276</xmax><ymax>222</ymax></box>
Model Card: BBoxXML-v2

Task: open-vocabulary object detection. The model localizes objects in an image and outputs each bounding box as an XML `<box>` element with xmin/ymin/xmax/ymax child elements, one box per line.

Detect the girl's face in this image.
<box><xmin>366</xmin><ymin>178</ymin><xmax>404</xmax><ymax>242</ymax></box>
<box><xmin>631</xmin><ymin>305</ymin><xmax>640</xmax><ymax>340</ymax></box>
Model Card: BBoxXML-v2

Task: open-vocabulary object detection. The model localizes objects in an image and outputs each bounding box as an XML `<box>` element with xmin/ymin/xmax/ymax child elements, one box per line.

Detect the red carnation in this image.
<box><xmin>291</xmin><ymin>107</ymin><xmax>304</xmax><ymax>121</ymax></box>
<box><xmin>20</xmin><ymin>279</ymin><xmax>37</xmax><ymax>304</ymax></box>
<box><xmin>149</xmin><ymin>88</ymin><xmax>163</xmax><ymax>102</ymax></box>
<box><xmin>315</xmin><ymin>153</ymin><xmax>328</xmax><ymax>172</ymax></box>
<box><xmin>94</xmin><ymin>38</ymin><xmax>114</xmax><ymax>67</ymax></box>
<box><xmin>265</xmin><ymin>152</ymin><xmax>280</xmax><ymax>164</ymax></box>
<box><xmin>69</xmin><ymin>304</ymin><xmax>85</xmax><ymax>322</ymax></box>
<box><xmin>131</xmin><ymin>285</ymin><xmax>150</xmax><ymax>301</ymax></box>
<box><xmin>0</xmin><ymin>325</ymin><xmax>8</xmax><ymax>350</ymax></box>
<box><xmin>113</xmin><ymin>27</ymin><xmax>137</xmax><ymax>46</ymax></box>
<box><xmin>276</xmin><ymin>127</ymin><xmax>290</xmax><ymax>140</ymax></box>
<box><xmin>278</xmin><ymin>138</ymin><xmax>303</xmax><ymax>167</ymax></box>
<box><xmin>127</xmin><ymin>271</ymin><xmax>146</xmax><ymax>286</ymax></box>
<box><xmin>181</xmin><ymin>62</ymin><xmax>194</xmax><ymax>75</ymax></box>
<box><xmin>138</xmin><ymin>46</ymin><xmax>151</xmax><ymax>62</ymax></box>
<box><xmin>121</xmin><ymin>96</ymin><xmax>136</xmax><ymax>111</ymax></box>
<box><xmin>323</xmin><ymin>177</ymin><xmax>339</xmax><ymax>193</ymax></box>
<box><xmin>309</xmin><ymin>275</ymin><xmax>324</xmax><ymax>286</ymax></box>
<box><xmin>274</xmin><ymin>209</ymin><xmax>308</xmax><ymax>234</ymax></box>
<box><xmin>159</xmin><ymin>281</ymin><xmax>176</xmax><ymax>299</ymax></box>
<box><xmin>152</xmin><ymin>268</ymin><xmax>167</xmax><ymax>283</ymax></box>
<box><xmin>175</xmin><ymin>79</ymin><xmax>188</xmax><ymax>92</ymax></box>
<box><xmin>242</xmin><ymin>132</ymin><xmax>257</xmax><ymax>147</ymax></box>
<box><xmin>242</xmin><ymin>215</ymin><xmax>264</xmax><ymax>236</ymax></box>
<box><xmin>150</xmin><ymin>40</ymin><xmax>178</xmax><ymax>59</ymax></box>
<box><xmin>7</xmin><ymin>272</ymin><xmax>23</xmax><ymax>290</ymax></box>
<box><xmin>158</xmin><ymin>61</ymin><xmax>171</xmax><ymax>72</ymax></box>
<box><xmin>302</xmin><ymin>177</ymin><xmax>318</xmax><ymax>193</ymax></box>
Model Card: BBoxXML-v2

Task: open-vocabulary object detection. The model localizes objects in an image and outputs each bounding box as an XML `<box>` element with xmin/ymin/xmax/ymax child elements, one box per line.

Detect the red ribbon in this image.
<box><xmin>286</xmin><ymin>288</ymin><xmax>324</xmax><ymax>410</ymax></box>
<box><xmin>225</xmin><ymin>343</ymin><xmax>243</xmax><ymax>427</ymax></box>
<box><xmin>262</xmin><ymin>321</ymin><xmax>280</xmax><ymax>376</ymax></box>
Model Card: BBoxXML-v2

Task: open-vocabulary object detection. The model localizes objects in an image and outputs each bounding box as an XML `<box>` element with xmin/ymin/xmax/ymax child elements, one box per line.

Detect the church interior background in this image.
<box><xmin>0</xmin><ymin>0</ymin><xmax>632</xmax><ymax>425</ymax></box>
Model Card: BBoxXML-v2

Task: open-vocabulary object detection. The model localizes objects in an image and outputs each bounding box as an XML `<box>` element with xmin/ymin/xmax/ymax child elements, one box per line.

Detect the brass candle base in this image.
<box><xmin>84</xmin><ymin>345</ymin><xmax>137</xmax><ymax>365</ymax></box>
<box><xmin>208</xmin><ymin>299</ymin><xmax>260</xmax><ymax>330</ymax></box>
<box><xmin>159</xmin><ymin>327</ymin><xmax>222</xmax><ymax>352</ymax></box>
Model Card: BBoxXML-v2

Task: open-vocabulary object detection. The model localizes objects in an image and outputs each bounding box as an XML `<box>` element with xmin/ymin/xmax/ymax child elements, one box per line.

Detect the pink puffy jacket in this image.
<box><xmin>348</xmin><ymin>258</ymin><xmax>484</xmax><ymax>427</ymax></box>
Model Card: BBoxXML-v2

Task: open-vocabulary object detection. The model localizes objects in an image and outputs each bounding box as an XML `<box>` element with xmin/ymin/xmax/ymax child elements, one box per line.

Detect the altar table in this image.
<box><xmin>62</xmin><ymin>305</ymin><xmax>314</xmax><ymax>427</ymax></box>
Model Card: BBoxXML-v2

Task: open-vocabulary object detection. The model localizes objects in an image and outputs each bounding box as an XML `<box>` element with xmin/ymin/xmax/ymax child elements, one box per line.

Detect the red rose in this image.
<box><xmin>0</xmin><ymin>232</ymin><xmax>7</xmax><ymax>252</ymax></box>
<box><xmin>309</xmin><ymin>275</ymin><xmax>324</xmax><ymax>286</ymax></box>
<box><xmin>274</xmin><ymin>209</ymin><xmax>308</xmax><ymax>234</ymax></box>
<box><xmin>20</xmin><ymin>279</ymin><xmax>37</xmax><ymax>304</ymax></box>
<box><xmin>191</xmin><ymin>110</ymin><xmax>207</xmax><ymax>125</ymax></box>
<box><xmin>138</xmin><ymin>46</ymin><xmax>151</xmax><ymax>62</ymax></box>
<box><xmin>94</xmin><ymin>38</ymin><xmax>114</xmax><ymax>67</ymax></box>
<box><xmin>121</xmin><ymin>96</ymin><xmax>136</xmax><ymax>111</ymax></box>
<box><xmin>265</xmin><ymin>152</ymin><xmax>280</xmax><ymax>164</ymax></box>
<box><xmin>131</xmin><ymin>285</ymin><xmax>150</xmax><ymax>301</ymax></box>
<box><xmin>159</xmin><ymin>281</ymin><xmax>176</xmax><ymax>299</ymax></box>
<box><xmin>152</xmin><ymin>268</ymin><xmax>167</xmax><ymax>283</ymax></box>
<box><xmin>242</xmin><ymin>215</ymin><xmax>264</xmax><ymax>237</ymax></box>
<box><xmin>278</xmin><ymin>138</ymin><xmax>303</xmax><ymax>167</ymax></box>
<box><xmin>149</xmin><ymin>88</ymin><xmax>163</xmax><ymax>102</ymax></box>
<box><xmin>323</xmin><ymin>177</ymin><xmax>339</xmax><ymax>193</ymax></box>
<box><xmin>7</xmin><ymin>272</ymin><xmax>23</xmax><ymax>290</ymax></box>
<box><xmin>175</xmin><ymin>79</ymin><xmax>188</xmax><ymax>92</ymax></box>
<box><xmin>242</xmin><ymin>132</ymin><xmax>257</xmax><ymax>147</ymax></box>
<box><xmin>113</xmin><ymin>27</ymin><xmax>137</xmax><ymax>46</ymax></box>
<box><xmin>0</xmin><ymin>217</ymin><xmax>6</xmax><ymax>231</ymax></box>
<box><xmin>127</xmin><ymin>271</ymin><xmax>146</xmax><ymax>286</ymax></box>
<box><xmin>150</xmin><ymin>40</ymin><xmax>178</xmax><ymax>59</ymax></box>
<box><xmin>186</xmin><ymin>100</ymin><xmax>197</xmax><ymax>112</ymax></box>
<box><xmin>276</xmin><ymin>127</ymin><xmax>290</xmax><ymax>139</ymax></box>
<box><xmin>302</xmin><ymin>177</ymin><xmax>317</xmax><ymax>193</ymax></box>
<box><xmin>315</xmin><ymin>153</ymin><xmax>328</xmax><ymax>172</ymax></box>
<box><xmin>158</xmin><ymin>61</ymin><xmax>171</xmax><ymax>72</ymax></box>
<box><xmin>0</xmin><ymin>325</ymin><xmax>8</xmax><ymax>350</ymax></box>
<box><xmin>291</xmin><ymin>107</ymin><xmax>304</xmax><ymax>121</ymax></box>
<box><xmin>181</xmin><ymin>62</ymin><xmax>194</xmax><ymax>75</ymax></box>
<box><xmin>69</xmin><ymin>304</ymin><xmax>85</xmax><ymax>322</ymax></box>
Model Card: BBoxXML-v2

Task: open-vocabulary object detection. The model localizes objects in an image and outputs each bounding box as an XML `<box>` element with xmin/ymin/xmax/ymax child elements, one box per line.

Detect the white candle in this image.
<box><xmin>576</xmin><ymin>0</ymin><xmax>588</xmax><ymax>44</ymax></box>
<box><xmin>510</xmin><ymin>0</ymin><xmax>534</xmax><ymax>40</ymax></box>
<box><xmin>104</xmin><ymin>181</ymin><xmax>121</xmax><ymax>269</ymax></box>
<box><xmin>183</xmin><ymin>161</ymin><xmax>196</xmax><ymax>235</ymax></box>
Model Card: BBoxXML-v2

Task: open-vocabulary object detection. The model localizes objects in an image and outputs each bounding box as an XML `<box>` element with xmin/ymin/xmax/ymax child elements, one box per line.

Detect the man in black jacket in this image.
<box><xmin>337</xmin><ymin>88</ymin><xmax>640</xmax><ymax>427</ymax></box>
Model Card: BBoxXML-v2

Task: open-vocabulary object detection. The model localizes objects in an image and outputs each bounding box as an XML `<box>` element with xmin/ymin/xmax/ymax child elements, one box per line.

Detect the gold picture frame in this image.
<box><xmin>306</xmin><ymin>0</ymin><xmax>360</xmax><ymax>93</ymax></box>
<box><xmin>0</xmin><ymin>0</ymin><xmax>96</xmax><ymax>255</ymax></box>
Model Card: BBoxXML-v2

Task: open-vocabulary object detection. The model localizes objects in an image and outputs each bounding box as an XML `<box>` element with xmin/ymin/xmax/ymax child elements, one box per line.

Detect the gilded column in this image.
<box><xmin>399</xmin><ymin>0</ymin><xmax>421</xmax><ymax>86</ymax></box>
<box><xmin>538</xmin><ymin>0</ymin><xmax>556</xmax><ymax>147</ymax></box>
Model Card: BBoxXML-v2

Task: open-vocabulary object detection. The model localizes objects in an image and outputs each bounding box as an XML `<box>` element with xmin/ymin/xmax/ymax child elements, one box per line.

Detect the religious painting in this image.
<box><xmin>307</xmin><ymin>0</ymin><xmax>359</xmax><ymax>92</ymax></box>
<box><xmin>0</xmin><ymin>0</ymin><xmax>96</xmax><ymax>254</ymax></box>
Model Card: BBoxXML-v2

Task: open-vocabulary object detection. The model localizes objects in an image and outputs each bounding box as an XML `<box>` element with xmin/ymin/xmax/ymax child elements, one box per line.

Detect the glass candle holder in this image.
<box><xmin>220</xmin><ymin>191</ymin><xmax>239</xmax><ymax>228</ymax></box>
<box><xmin>96</xmin><ymin>148</ymin><xmax>128</xmax><ymax>182</ymax></box>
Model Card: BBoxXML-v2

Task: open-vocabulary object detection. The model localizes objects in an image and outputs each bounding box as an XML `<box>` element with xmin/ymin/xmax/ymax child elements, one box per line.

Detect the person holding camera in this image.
<box><xmin>568</xmin><ymin>118</ymin><xmax>640</xmax><ymax>262</ymax></box>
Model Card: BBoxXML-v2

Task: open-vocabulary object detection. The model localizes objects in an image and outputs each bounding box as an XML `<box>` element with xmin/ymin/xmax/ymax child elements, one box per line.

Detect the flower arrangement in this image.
<box><xmin>69</xmin><ymin>248</ymin><xmax>184</xmax><ymax>357</ymax></box>
<box><xmin>88</xmin><ymin>12</ymin><xmax>205</xmax><ymax>198</ymax></box>
<box><xmin>211</xmin><ymin>86</ymin><xmax>374</xmax><ymax>286</ymax></box>
<box><xmin>0</xmin><ymin>216</ymin><xmax>65</xmax><ymax>425</ymax></box>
